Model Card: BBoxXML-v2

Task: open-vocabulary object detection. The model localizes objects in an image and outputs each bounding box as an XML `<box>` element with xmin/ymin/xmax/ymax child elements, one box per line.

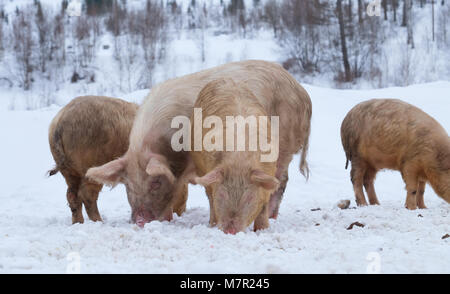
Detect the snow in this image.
<box><xmin>0</xmin><ymin>81</ymin><xmax>449</xmax><ymax>274</ymax></box>
<box><xmin>1</xmin><ymin>0</ymin><xmax>449</xmax><ymax>111</ymax></box>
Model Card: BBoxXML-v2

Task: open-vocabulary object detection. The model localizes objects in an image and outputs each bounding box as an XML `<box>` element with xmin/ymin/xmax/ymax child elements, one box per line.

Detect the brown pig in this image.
<box><xmin>86</xmin><ymin>60</ymin><xmax>311</xmax><ymax>227</ymax></box>
<box><xmin>48</xmin><ymin>96</ymin><xmax>138</xmax><ymax>223</ymax></box>
<box><xmin>191</xmin><ymin>78</ymin><xmax>280</xmax><ymax>234</ymax></box>
<box><xmin>341</xmin><ymin>99</ymin><xmax>450</xmax><ymax>209</ymax></box>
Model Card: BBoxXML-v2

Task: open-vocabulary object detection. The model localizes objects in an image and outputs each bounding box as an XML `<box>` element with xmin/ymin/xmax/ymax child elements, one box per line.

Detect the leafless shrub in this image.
<box><xmin>113</xmin><ymin>9</ymin><xmax>141</xmax><ymax>92</ymax></box>
<box><xmin>136</xmin><ymin>0</ymin><xmax>167</xmax><ymax>88</ymax></box>
<box><xmin>327</xmin><ymin>0</ymin><xmax>383</xmax><ymax>85</ymax></box>
<box><xmin>263</xmin><ymin>0</ymin><xmax>281</xmax><ymax>37</ymax></box>
<box><xmin>52</xmin><ymin>12</ymin><xmax>66</xmax><ymax>65</ymax></box>
<box><xmin>11</xmin><ymin>7</ymin><xmax>34</xmax><ymax>90</ymax></box>
<box><xmin>347</xmin><ymin>9</ymin><xmax>384</xmax><ymax>81</ymax></box>
<box><xmin>109</xmin><ymin>0</ymin><xmax>166</xmax><ymax>91</ymax></box>
<box><xmin>47</xmin><ymin>12</ymin><xmax>66</xmax><ymax>91</ymax></box>
<box><xmin>279</xmin><ymin>0</ymin><xmax>329</xmax><ymax>75</ymax></box>
<box><xmin>74</xmin><ymin>15</ymin><xmax>95</xmax><ymax>68</ymax></box>
<box><xmin>168</xmin><ymin>0</ymin><xmax>183</xmax><ymax>38</ymax></box>
<box><xmin>437</xmin><ymin>3</ymin><xmax>449</xmax><ymax>48</ymax></box>
<box><xmin>35</xmin><ymin>1</ymin><xmax>52</xmax><ymax>73</ymax></box>
<box><xmin>0</xmin><ymin>6</ymin><xmax>4</xmax><ymax>59</ymax></box>
<box><xmin>106</xmin><ymin>0</ymin><xmax>127</xmax><ymax>37</ymax></box>
<box><xmin>248</xmin><ymin>0</ymin><xmax>263</xmax><ymax>34</ymax></box>
<box><xmin>397</xmin><ymin>43</ymin><xmax>416</xmax><ymax>86</ymax></box>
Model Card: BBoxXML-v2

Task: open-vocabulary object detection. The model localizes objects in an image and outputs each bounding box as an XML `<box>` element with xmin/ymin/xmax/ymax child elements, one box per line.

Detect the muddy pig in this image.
<box><xmin>341</xmin><ymin>99</ymin><xmax>450</xmax><ymax>209</ymax></box>
<box><xmin>48</xmin><ymin>96</ymin><xmax>138</xmax><ymax>223</ymax></box>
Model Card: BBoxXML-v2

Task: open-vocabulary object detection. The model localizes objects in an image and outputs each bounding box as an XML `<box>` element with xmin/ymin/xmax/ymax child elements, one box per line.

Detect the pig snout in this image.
<box><xmin>222</xmin><ymin>220</ymin><xmax>240</xmax><ymax>235</ymax></box>
<box><xmin>135</xmin><ymin>210</ymin><xmax>155</xmax><ymax>228</ymax></box>
<box><xmin>223</xmin><ymin>227</ymin><xmax>237</xmax><ymax>235</ymax></box>
<box><xmin>135</xmin><ymin>208</ymin><xmax>173</xmax><ymax>227</ymax></box>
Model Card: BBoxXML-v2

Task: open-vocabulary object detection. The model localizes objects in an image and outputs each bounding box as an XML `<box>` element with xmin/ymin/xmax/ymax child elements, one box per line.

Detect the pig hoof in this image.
<box><xmin>269</xmin><ymin>212</ymin><xmax>278</xmax><ymax>219</ymax></box>
<box><xmin>254</xmin><ymin>225</ymin><xmax>269</xmax><ymax>232</ymax></box>
<box><xmin>405</xmin><ymin>204</ymin><xmax>417</xmax><ymax>210</ymax></box>
<box><xmin>72</xmin><ymin>218</ymin><xmax>84</xmax><ymax>224</ymax></box>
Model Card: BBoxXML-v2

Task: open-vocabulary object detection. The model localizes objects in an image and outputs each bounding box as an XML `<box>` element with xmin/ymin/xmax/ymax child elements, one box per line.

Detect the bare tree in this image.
<box><xmin>278</xmin><ymin>0</ymin><xmax>329</xmax><ymax>75</ymax></box>
<box><xmin>0</xmin><ymin>7</ymin><xmax>4</xmax><ymax>59</ymax></box>
<box><xmin>11</xmin><ymin>8</ymin><xmax>34</xmax><ymax>90</ymax></box>
<box><xmin>226</xmin><ymin>0</ymin><xmax>246</xmax><ymax>35</ymax></box>
<box><xmin>406</xmin><ymin>0</ymin><xmax>414</xmax><ymax>48</ymax></box>
<box><xmin>382</xmin><ymin>0</ymin><xmax>388</xmax><ymax>20</ymax></box>
<box><xmin>113</xmin><ymin>10</ymin><xmax>141</xmax><ymax>92</ymax></box>
<box><xmin>432</xmin><ymin>0</ymin><xmax>435</xmax><ymax>42</ymax></box>
<box><xmin>106</xmin><ymin>0</ymin><xmax>126</xmax><ymax>37</ymax></box>
<box><xmin>337</xmin><ymin>0</ymin><xmax>351</xmax><ymax>81</ymax></box>
<box><xmin>392</xmin><ymin>0</ymin><xmax>399</xmax><ymax>23</ymax></box>
<box><xmin>357</xmin><ymin>0</ymin><xmax>364</xmax><ymax>24</ymax></box>
<box><xmin>437</xmin><ymin>1</ymin><xmax>449</xmax><ymax>47</ymax></box>
<box><xmin>238</xmin><ymin>5</ymin><xmax>248</xmax><ymax>37</ymax></box>
<box><xmin>168</xmin><ymin>0</ymin><xmax>183</xmax><ymax>38</ymax></box>
<box><xmin>248</xmin><ymin>0</ymin><xmax>263</xmax><ymax>34</ymax></box>
<box><xmin>137</xmin><ymin>0</ymin><xmax>167</xmax><ymax>88</ymax></box>
<box><xmin>263</xmin><ymin>0</ymin><xmax>281</xmax><ymax>37</ymax></box>
<box><xmin>74</xmin><ymin>15</ymin><xmax>95</xmax><ymax>67</ymax></box>
<box><xmin>35</xmin><ymin>1</ymin><xmax>52</xmax><ymax>73</ymax></box>
<box><xmin>398</xmin><ymin>43</ymin><xmax>415</xmax><ymax>85</ymax></box>
<box><xmin>402</xmin><ymin>0</ymin><xmax>407</xmax><ymax>26</ymax></box>
<box><xmin>198</xmin><ymin>3</ymin><xmax>208</xmax><ymax>63</ymax></box>
<box><xmin>49</xmin><ymin>12</ymin><xmax>66</xmax><ymax>91</ymax></box>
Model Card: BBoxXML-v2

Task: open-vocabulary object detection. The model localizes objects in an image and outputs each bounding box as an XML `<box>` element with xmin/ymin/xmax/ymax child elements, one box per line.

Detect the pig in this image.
<box><xmin>48</xmin><ymin>96</ymin><xmax>138</xmax><ymax>223</ymax></box>
<box><xmin>341</xmin><ymin>99</ymin><xmax>450</xmax><ymax>209</ymax></box>
<box><xmin>86</xmin><ymin>60</ymin><xmax>311</xmax><ymax>227</ymax></box>
<box><xmin>191</xmin><ymin>78</ymin><xmax>280</xmax><ymax>233</ymax></box>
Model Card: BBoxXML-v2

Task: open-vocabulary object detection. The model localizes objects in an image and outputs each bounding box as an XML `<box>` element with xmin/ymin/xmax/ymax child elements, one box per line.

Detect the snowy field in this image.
<box><xmin>0</xmin><ymin>81</ymin><xmax>449</xmax><ymax>274</ymax></box>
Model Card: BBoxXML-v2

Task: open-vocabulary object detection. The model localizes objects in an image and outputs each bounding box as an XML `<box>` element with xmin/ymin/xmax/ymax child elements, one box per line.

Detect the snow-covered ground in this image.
<box><xmin>0</xmin><ymin>81</ymin><xmax>449</xmax><ymax>274</ymax></box>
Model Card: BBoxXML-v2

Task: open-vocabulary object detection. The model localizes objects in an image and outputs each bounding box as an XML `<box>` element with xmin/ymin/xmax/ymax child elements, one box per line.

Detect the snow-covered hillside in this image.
<box><xmin>1</xmin><ymin>81</ymin><xmax>448</xmax><ymax>274</ymax></box>
<box><xmin>0</xmin><ymin>0</ymin><xmax>449</xmax><ymax>111</ymax></box>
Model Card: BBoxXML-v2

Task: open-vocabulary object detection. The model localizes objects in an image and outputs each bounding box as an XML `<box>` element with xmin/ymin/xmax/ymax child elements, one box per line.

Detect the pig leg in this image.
<box><xmin>416</xmin><ymin>181</ymin><xmax>427</xmax><ymax>209</ymax></box>
<box><xmin>62</xmin><ymin>172</ymin><xmax>83</xmax><ymax>224</ymax></box>
<box><xmin>79</xmin><ymin>180</ymin><xmax>103</xmax><ymax>222</ymax></box>
<box><xmin>268</xmin><ymin>170</ymin><xmax>288</xmax><ymax>219</ymax></box>
<box><xmin>67</xmin><ymin>187</ymin><xmax>84</xmax><ymax>224</ymax></box>
<box><xmin>401</xmin><ymin>167</ymin><xmax>419</xmax><ymax>210</ymax></box>
<box><xmin>206</xmin><ymin>186</ymin><xmax>217</xmax><ymax>226</ymax></box>
<box><xmin>363</xmin><ymin>167</ymin><xmax>380</xmax><ymax>205</ymax></box>
<box><xmin>351</xmin><ymin>159</ymin><xmax>368</xmax><ymax>206</ymax></box>
<box><xmin>173</xmin><ymin>183</ymin><xmax>188</xmax><ymax>216</ymax></box>
<box><xmin>254</xmin><ymin>204</ymin><xmax>269</xmax><ymax>232</ymax></box>
<box><xmin>268</xmin><ymin>152</ymin><xmax>293</xmax><ymax>219</ymax></box>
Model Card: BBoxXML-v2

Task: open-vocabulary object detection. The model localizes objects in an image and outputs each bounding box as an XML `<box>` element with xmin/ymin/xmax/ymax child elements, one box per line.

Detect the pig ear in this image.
<box><xmin>146</xmin><ymin>158</ymin><xmax>176</xmax><ymax>184</ymax></box>
<box><xmin>86</xmin><ymin>157</ymin><xmax>127</xmax><ymax>187</ymax></box>
<box><xmin>251</xmin><ymin>170</ymin><xmax>279</xmax><ymax>191</ymax></box>
<box><xmin>194</xmin><ymin>168</ymin><xmax>223</xmax><ymax>187</ymax></box>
